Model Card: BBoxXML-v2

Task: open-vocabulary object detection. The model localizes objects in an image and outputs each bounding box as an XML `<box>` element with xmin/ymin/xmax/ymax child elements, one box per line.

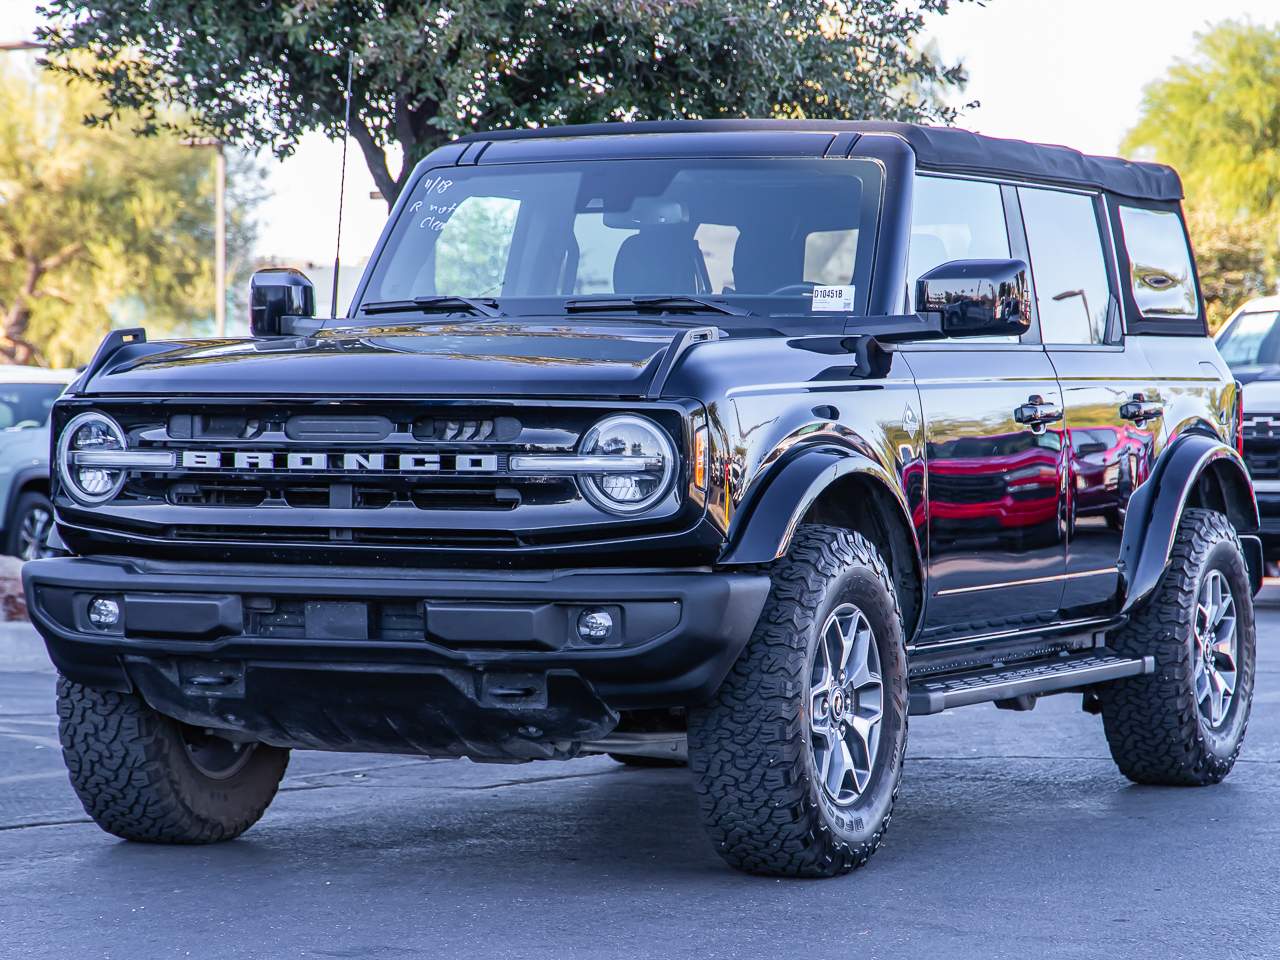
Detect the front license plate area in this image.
<box><xmin>304</xmin><ymin>601</ymin><xmax>371</xmax><ymax>641</ymax></box>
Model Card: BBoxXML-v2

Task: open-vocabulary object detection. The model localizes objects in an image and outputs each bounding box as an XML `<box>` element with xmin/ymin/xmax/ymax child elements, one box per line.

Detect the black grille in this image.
<box><xmin>929</xmin><ymin>472</ymin><xmax>1004</xmax><ymax>504</ymax></box>
<box><xmin>160</xmin><ymin>478</ymin><xmax>538</xmax><ymax>511</ymax></box>
<box><xmin>1245</xmin><ymin>442</ymin><xmax>1280</xmax><ymax>480</ymax></box>
<box><xmin>55</xmin><ymin>398</ymin><xmax>690</xmax><ymax>557</ymax></box>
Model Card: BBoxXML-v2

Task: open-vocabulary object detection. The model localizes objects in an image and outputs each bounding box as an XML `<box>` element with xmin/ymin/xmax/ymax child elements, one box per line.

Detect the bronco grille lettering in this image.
<box><xmin>177</xmin><ymin>451</ymin><xmax>498</xmax><ymax>473</ymax></box>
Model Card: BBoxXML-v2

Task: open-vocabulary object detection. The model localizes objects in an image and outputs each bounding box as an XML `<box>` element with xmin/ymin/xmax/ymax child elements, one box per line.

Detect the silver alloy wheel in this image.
<box><xmin>808</xmin><ymin>602</ymin><xmax>884</xmax><ymax>805</ymax></box>
<box><xmin>18</xmin><ymin>505</ymin><xmax>53</xmax><ymax>561</ymax></box>
<box><xmin>1192</xmin><ymin>568</ymin><xmax>1238</xmax><ymax>729</ymax></box>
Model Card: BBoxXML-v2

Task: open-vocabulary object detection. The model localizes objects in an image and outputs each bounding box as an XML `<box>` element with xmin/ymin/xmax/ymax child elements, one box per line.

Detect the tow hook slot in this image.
<box><xmin>177</xmin><ymin>661</ymin><xmax>245</xmax><ymax>698</ymax></box>
<box><xmin>479</xmin><ymin>672</ymin><xmax>547</xmax><ymax>709</ymax></box>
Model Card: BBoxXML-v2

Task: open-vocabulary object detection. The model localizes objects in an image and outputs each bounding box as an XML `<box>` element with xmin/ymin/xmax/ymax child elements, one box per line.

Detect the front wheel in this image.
<box><xmin>57</xmin><ymin>678</ymin><xmax>289</xmax><ymax>842</ymax></box>
<box><xmin>687</xmin><ymin>524</ymin><xmax>908</xmax><ymax>877</ymax></box>
<box><xmin>1100</xmin><ymin>508</ymin><xmax>1255</xmax><ymax>785</ymax></box>
<box><xmin>6</xmin><ymin>491</ymin><xmax>55</xmax><ymax>560</ymax></box>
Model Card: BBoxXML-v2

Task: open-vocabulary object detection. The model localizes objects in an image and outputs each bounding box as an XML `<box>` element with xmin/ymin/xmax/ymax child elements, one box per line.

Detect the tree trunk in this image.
<box><xmin>1</xmin><ymin>243</ymin><xmax>81</xmax><ymax>364</ymax></box>
<box><xmin>0</xmin><ymin>258</ymin><xmax>43</xmax><ymax>365</ymax></box>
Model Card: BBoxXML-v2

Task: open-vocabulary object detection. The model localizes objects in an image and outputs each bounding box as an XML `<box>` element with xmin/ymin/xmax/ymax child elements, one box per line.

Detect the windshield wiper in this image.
<box><xmin>361</xmin><ymin>296</ymin><xmax>502</xmax><ymax>318</ymax></box>
<box><xmin>563</xmin><ymin>295</ymin><xmax>750</xmax><ymax>317</ymax></box>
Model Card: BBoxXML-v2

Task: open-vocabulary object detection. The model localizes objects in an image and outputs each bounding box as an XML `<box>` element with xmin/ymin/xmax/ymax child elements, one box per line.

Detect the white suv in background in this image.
<box><xmin>0</xmin><ymin>367</ymin><xmax>77</xmax><ymax>559</ymax></box>
<box><xmin>1217</xmin><ymin>295</ymin><xmax>1280</xmax><ymax>561</ymax></box>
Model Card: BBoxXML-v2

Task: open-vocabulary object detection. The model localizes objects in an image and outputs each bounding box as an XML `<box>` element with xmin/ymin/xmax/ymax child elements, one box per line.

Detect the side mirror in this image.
<box><xmin>916</xmin><ymin>259</ymin><xmax>1031</xmax><ymax>339</ymax></box>
<box><xmin>250</xmin><ymin>268</ymin><xmax>315</xmax><ymax>337</ymax></box>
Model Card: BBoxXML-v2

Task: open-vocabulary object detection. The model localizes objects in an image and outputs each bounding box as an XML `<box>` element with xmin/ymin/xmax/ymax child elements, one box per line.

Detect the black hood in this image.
<box><xmin>82</xmin><ymin>321</ymin><xmax>689</xmax><ymax>398</ymax></box>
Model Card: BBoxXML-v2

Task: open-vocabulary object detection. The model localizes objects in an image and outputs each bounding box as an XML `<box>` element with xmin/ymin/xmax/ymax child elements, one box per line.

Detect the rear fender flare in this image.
<box><xmin>1119</xmin><ymin>432</ymin><xmax>1259</xmax><ymax>611</ymax></box>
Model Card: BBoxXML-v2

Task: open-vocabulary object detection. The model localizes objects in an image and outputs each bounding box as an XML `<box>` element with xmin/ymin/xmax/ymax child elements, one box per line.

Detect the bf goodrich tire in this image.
<box><xmin>1100</xmin><ymin>508</ymin><xmax>1255</xmax><ymax>785</ymax></box>
<box><xmin>57</xmin><ymin>678</ymin><xmax>289</xmax><ymax>843</ymax></box>
<box><xmin>687</xmin><ymin>524</ymin><xmax>908</xmax><ymax>877</ymax></box>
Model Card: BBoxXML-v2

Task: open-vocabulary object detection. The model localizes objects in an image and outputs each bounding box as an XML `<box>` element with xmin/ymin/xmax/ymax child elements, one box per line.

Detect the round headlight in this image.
<box><xmin>58</xmin><ymin>412</ymin><xmax>128</xmax><ymax>504</ymax></box>
<box><xmin>578</xmin><ymin>415</ymin><xmax>676</xmax><ymax>514</ymax></box>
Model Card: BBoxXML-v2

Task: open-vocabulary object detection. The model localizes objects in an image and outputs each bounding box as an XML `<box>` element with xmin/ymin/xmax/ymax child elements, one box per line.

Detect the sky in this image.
<box><xmin>1</xmin><ymin>0</ymin><xmax>1277</xmax><ymax>269</ymax></box>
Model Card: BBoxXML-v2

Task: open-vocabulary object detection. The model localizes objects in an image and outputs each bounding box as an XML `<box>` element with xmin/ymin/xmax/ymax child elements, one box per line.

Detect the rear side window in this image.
<box><xmin>1117</xmin><ymin>206</ymin><xmax>1198</xmax><ymax>319</ymax></box>
<box><xmin>1018</xmin><ymin>187</ymin><xmax>1112</xmax><ymax>345</ymax></box>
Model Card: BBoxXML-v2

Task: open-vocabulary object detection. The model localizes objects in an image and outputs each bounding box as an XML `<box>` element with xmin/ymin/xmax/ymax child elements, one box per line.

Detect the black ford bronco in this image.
<box><xmin>24</xmin><ymin>120</ymin><xmax>1261</xmax><ymax>878</ymax></box>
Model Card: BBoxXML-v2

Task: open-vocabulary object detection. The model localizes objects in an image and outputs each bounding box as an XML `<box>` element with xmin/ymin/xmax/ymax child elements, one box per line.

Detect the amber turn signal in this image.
<box><xmin>694</xmin><ymin>427</ymin><xmax>708</xmax><ymax>489</ymax></box>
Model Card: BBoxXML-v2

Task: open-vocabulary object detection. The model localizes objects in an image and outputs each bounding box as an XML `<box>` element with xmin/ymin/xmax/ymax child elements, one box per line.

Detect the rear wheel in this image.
<box><xmin>687</xmin><ymin>524</ymin><xmax>907</xmax><ymax>877</ymax></box>
<box><xmin>1100</xmin><ymin>508</ymin><xmax>1255</xmax><ymax>785</ymax></box>
<box><xmin>57</xmin><ymin>678</ymin><xmax>289</xmax><ymax>842</ymax></box>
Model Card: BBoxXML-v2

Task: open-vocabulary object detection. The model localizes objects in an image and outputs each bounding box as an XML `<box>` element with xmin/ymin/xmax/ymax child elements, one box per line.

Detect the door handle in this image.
<box><xmin>1119</xmin><ymin>394</ymin><xmax>1163</xmax><ymax>424</ymax></box>
<box><xmin>1014</xmin><ymin>395</ymin><xmax>1064</xmax><ymax>433</ymax></box>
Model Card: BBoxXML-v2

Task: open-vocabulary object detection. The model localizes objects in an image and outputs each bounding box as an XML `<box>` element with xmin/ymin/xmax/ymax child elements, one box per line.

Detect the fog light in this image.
<box><xmin>87</xmin><ymin>597</ymin><xmax>120</xmax><ymax>628</ymax></box>
<box><xmin>577</xmin><ymin>609</ymin><xmax>613</xmax><ymax>641</ymax></box>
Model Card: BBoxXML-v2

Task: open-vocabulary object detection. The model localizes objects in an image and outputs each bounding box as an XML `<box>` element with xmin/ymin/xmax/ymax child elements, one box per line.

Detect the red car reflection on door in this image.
<box><xmin>926</xmin><ymin>430</ymin><xmax>1063</xmax><ymax>535</ymax></box>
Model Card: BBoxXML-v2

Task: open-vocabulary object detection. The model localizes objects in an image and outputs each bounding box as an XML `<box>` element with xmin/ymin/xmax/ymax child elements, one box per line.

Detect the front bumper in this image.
<box><xmin>22</xmin><ymin>557</ymin><xmax>770</xmax><ymax>761</ymax></box>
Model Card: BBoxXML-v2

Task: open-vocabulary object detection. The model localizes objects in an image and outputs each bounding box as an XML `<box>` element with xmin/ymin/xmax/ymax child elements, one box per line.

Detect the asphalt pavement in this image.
<box><xmin>1</xmin><ymin>594</ymin><xmax>1277</xmax><ymax>960</ymax></box>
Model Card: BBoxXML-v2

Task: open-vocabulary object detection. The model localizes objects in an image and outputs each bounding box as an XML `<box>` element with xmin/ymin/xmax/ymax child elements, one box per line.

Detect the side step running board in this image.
<box><xmin>908</xmin><ymin>650</ymin><xmax>1154</xmax><ymax>716</ymax></box>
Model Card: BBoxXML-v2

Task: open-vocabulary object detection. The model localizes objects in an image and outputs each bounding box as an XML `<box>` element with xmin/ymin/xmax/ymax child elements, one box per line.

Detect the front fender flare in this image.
<box><xmin>719</xmin><ymin>446</ymin><xmax>917</xmax><ymax>565</ymax></box>
<box><xmin>1119</xmin><ymin>433</ymin><xmax>1260</xmax><ymax>612</ymax></box>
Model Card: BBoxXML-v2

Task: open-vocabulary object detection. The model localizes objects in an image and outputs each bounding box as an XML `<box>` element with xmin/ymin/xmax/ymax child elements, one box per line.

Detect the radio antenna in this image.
<box><xmin>330</xmin><ymin>48</ymin><xmax>355</xmax><ymax>319</ymax></box>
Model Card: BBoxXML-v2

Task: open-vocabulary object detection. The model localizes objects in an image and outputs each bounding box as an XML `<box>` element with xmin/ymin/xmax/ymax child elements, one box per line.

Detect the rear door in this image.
<box><xmin>902</xmin><ymin>175</ymin><xmax>1068</xmax><ymax>643</ymax></box>
<box><xmin>1017</xmin><ymin>186</ymin><xmax>1162</xmax><ymax>616</ymax></box>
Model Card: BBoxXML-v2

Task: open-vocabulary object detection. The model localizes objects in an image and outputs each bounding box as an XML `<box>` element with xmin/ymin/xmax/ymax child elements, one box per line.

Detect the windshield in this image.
<box><xmin>0</xmin><ymin>381</ymin><xmax>64</xmax><ymax>430</ymax></box>
<box><xmin>1217</xmin><ymin>310</ymin><xmax>1280</xmax><ymax>366</ymax></box>
<box><xmin>362</xmin><ymin>158</ymin><xmax>883</xmax><ymax>328</ymax></box>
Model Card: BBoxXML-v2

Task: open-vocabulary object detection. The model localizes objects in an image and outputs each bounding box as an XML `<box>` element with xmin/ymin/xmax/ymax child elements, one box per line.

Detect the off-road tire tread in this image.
<box><xmin>57</xmin><ymin>677</ymin><xmax>288</xmax><ymax>843</ymax></box>
<box><xmin>688</xmin><ymin>524</ymin><xmax>906</xmax><ymax>877</ymax></box>
<box><xmin>1100</xmin><ymin>508</ymin><xmax>1254</xmax><ymax>785</ymax></box>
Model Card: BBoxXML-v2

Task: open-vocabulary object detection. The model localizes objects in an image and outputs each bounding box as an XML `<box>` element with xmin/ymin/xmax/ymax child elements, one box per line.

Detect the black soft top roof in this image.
<box><xmin>457</xmin><ymin>119</ymin><xmax>1182</xmax><ymax>202</ymax></box>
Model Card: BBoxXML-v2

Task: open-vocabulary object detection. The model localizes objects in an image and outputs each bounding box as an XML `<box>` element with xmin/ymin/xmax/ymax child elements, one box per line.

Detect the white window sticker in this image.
<box><xmin>810</xmin><ymin>285</ymin><xmax>856</xmax><ymax>312</ymax></box>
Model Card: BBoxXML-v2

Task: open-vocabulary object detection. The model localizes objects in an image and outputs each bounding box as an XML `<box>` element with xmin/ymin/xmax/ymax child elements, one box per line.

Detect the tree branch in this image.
<box><xmin>39</xmin><ymin>241</ymin><xmax>84</xmax><ymax>274</ymax></box>
<box><xmin>350</xmin><ymin>118</ymin><xmax>399</xmax><ymax>208</ymax></box>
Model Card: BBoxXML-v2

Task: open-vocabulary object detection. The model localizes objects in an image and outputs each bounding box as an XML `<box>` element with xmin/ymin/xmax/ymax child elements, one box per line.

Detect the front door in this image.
<box><xmin>903</xmin><ymin>174</ymin><xmax>1068</xmax><ymax>643</ymax></box>
<box><xmin>908</xmin><ymin>349</ymin><xmax>1068</xmax><ymax>642</ymax></box>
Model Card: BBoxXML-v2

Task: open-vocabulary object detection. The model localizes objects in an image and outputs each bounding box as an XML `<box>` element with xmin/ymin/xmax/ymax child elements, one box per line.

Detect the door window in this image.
<box><xmin>1019</xmin><ymin>187</ymin><xmax>1112</xmax><ymax>345</ymax></box>
<box><xmin>909</xmin><ymin>176</ymin><xmax>1010</xmax><ymax>308</ymax></box>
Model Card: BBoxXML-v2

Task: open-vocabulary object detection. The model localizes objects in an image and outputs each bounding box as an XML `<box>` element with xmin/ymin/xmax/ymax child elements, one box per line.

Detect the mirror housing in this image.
<box><xmin>250</xmin><ymin>268</ymin><xmax>315</xmax><ymax>337</ymax></box>
<box><xmin>916</xmin><ymin>258</ymin><xmax>1031</xmax><ymax>339</ymax></box>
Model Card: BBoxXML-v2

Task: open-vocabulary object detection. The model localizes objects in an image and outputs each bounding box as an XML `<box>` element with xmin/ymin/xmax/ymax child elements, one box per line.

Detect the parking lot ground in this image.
<box><xmin>1</xmin><ymin>590</ymin><xmax>1278</xmax><ymax>960</ymax></box>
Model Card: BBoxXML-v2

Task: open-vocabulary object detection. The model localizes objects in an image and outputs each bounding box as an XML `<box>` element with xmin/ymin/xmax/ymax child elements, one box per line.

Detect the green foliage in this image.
<box><xmin>1123</xmin><ymin>20</ymin><xmax>1280</xmax><ymax>322</ymax></box>
<box><xmin>0</xmin><ymin>63</ymin><xmax>262</xmax><ymax>366</ymax></box>
<box><xmin>38</xmin><ymin>0</ymin><xmax>975</xmax><ymax>208</ymax></box>
<box><xmin>1186</xmin><ymin>206</ymin><xmax>1277</xmax><ymax>332</ymax></box>
<box><xmin>1124</xmin><ymin>20</ymin><xmax>1280</xmax><ymax>219</ymax></box>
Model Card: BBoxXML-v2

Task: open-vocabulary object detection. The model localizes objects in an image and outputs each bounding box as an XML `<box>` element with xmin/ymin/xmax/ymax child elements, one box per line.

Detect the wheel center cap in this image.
<box><xmin>830</xmin><ymin>689</ymin><xmax>845</xmax><ymax>718</ymax></box>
